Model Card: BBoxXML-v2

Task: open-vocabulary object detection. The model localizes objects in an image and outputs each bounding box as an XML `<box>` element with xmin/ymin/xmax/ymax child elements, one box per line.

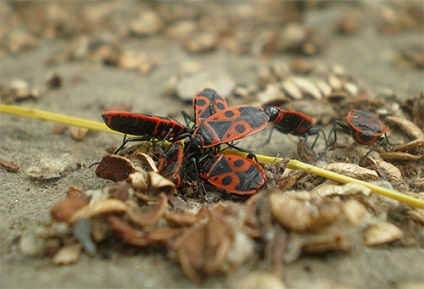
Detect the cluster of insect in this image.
<box><xmin>102</xmin><ymin>88</ymin><xmax>388</xmax><ymax>195</ymax></box>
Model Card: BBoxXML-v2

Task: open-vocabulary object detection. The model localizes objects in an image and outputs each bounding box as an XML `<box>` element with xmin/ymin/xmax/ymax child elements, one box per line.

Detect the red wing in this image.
<box><xmin>201</xmin><ymin>154</ymin><xmax>265</xmax><ymax>195</ymax></box>
<box><xmin>193</xmin><ymin>88</ymin><xmax>228</xmax><ymax>126</ymax></box>
<box><xmin>102</xmin><ymin>111</ymin><xmax>186</xmax><ymax>138</ymax></box>
<box><xmin>196</xmin><ymin>105</ymin><xmax>270</xmax><ymax>146</ymax></box>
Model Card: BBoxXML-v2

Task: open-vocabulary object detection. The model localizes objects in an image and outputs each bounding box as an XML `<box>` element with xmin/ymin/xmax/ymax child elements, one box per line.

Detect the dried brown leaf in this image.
<box><xmin>0</xmin><ymin>158</ymin><xmax>20</xmax><ymax>172</ymax></box>
<box><xmin>70</xmin><ymin>199</ymin><xmax>128</xmax><ymax>224</ymax></box>
<box><xmin>107</xmin><ymin>215</ymin><xmax>151</xmax><ymax>247</ymax></box>
<box><xmin>45</xmin><ymin>72</ymin><xmax>63</xmax><ymax>89</ymax></box>
<box><xmin>302</xmin><ymin>226</ymin><xmax>354</xmax><ymax>253</ymax></box>
<box><xmin>125</xmin><ymin>193</ymin><xmax>168</xmax><ymax>227</ymax></box>
<box><xmin>243</xmin><ymin>193</ymin><xmax>262</xmax><ymax>238</ymax></box>
<box><xmin>69</xmin><ymin>127</ymin><xmax>88</xmax><ymax>141</ymax></box>
<box><xmin>312</xmin><ymin>183</ymin><xmax>371</xmax><ymax>197</ymax></box>
<box><xmin>364</xmin><ymin>222</ymin><xmax>403</xmax><ymax>246</ymax></box>
<box><xmin>175</xmin><ymin>208</ymin><xmax>235</xmax><ymax>283</ymax></box>
<box><xmin>366</xmin><ymin>157</ymin><xmax>403</xmax><ymax>183</ymax></box>
<box><xmin>165</xmin><ymin>211</ymin><xmax>200</xmax><ymax>226</ymax></box>
<box><xmin>383</xmin><ymin>116</ymin><xmax>424</xmax><ymax>140</ymax></box>
<box><xmin>235</xmin><ymin>271</ymin><xmax>287</xmax><ymax>289</ymax></box>
<box><xmin>324</xmin><ymin>163</ymin><xmax>379</xmax><ymax>180</ymax></box>
<box><xmin>52</xmin><ymin>244</ymin><xmax>82</xmax><ymax>266</ymax></box>
<box><xmin>148</xmin><ymin>171</ymin><xmax>175</xmax><ymax>191</ymax></box>
<box><xmin>95</xmin><ymin>155</ymin><xmax>136</xmax><ymax>182</ymax></box>
<box><xmin>269</xmin><ymin>192</ymin><xmax>315</xmax><ymax>232</ymax></box>
<box><xmin>66</xmin><ymin>186</ymin><xmax>87</xmax><ymax>200</ymax></box>
<box><xmin>51</xmin><ymin>198</ymin><xmax>89</xmax><ymax>223</ymax></box>
<box><xmin>380</xmin><ymin>152</ymin><xmax>423</xmax><ymax>161</ymax></box>
<box><xmin>408</xmin><ymin>208</ymin><xmax>424</xmax><ymax>224</ymax></box>
<box><xmin>343</xmin><ymin>200</ymin><xmax>367</xmax><ymax>225</ymax></box>
<box><xmin>51</xmin><ymin>124</ymin><xmax>68</xmax><ymax>134</ymax></box>
<box><xmin>26</xmin><ymin>159</ymin><xmax>67</xmax><ymax>179</ymax></box>
<box><xmin>394</xmin><ymin>138</ymin><xmax>424</xmax><ymax>151</ymax></box>
<box><xmin>131</xmin><ymin>152</ymin><xmax>158</xmax><ymax>173</ymax></box>
<box><xmin>413</xmin><ymin>92</ymin><xmax>424</xmax><ymax>129</ymax></box>
<box><xmin>276</xmin><ymin>170</ymin><xmax>307</xmax><ymax>191</ymax></box>
<box><xmin>128</xmin><ymin>172</ymin><xmax>148</xmax><ymax>191</ymax></box>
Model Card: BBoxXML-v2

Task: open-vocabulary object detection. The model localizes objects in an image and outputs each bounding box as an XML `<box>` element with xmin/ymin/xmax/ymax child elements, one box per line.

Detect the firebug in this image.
<box><xmin>199</xmin><ymin>153</ymin><xmax>266</xmax><ymax>195</ymax></box>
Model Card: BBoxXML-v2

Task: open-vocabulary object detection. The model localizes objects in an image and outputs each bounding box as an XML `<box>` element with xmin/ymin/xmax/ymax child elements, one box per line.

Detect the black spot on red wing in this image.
<box><xmin>224</xmin><ymin>111</ymin><xmax>235</xmax><ymax>118</ymax></box>
<box><xmin>197</xmin><ymin>99</ymin><xmax>207</xmax><ymax>107</ymax></box>
<box><xmin>235</xmin><ymin>124</ymin><xmax>246</xmax><ymax>133</ymax></box>
<box><xmin>204</xmin><ymin>155</ymin><xmax>233</xmax><ymax>177</ymax></box>
<box><xmin>216</xmin><ymin>102</ymin><xmax>226</xmax><ymax>110</ymax></box>
<box><xmin>234</xmin><ymin>159</ymin><xmax>245</xmax><ymax>167</ymax></box>
<box><xmin>222</xmin><ymin>176</ymin><xmax>233</xmax><ymax>186</ymax></box>
<box><xmin>235</xmin><ymin>165</ymin><xmax>265</xmax><ymax>191</ymax></box>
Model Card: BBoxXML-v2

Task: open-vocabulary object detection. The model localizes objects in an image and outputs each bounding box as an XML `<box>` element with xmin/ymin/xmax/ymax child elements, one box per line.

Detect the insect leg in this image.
<box><xmin>327</xmin><ymin>121</ymin><xmax>350</xmax><ymax>147</ymax></box>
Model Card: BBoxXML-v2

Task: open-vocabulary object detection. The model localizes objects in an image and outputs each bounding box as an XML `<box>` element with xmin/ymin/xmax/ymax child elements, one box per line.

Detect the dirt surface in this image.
<box><xmin>1</xmin><ymin>2</ymin><xmax>423</xmax><ymax>288</ymax></box>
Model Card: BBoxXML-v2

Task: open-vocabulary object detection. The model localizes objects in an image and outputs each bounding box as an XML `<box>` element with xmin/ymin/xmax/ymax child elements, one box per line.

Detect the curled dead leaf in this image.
<box><xmin>364</xmin><ymin>222</ymin><xmax>403</xmax><ymax>246</ymax></box>
<box><xmin>51</xmin><ymin>198</ymin><xmax>89</xmax><ymax>223</ymax></box>
<box><xmin>19</xmin><ymin>233</ymin><xmax>46</xmax><ymax>257</ymax></box>
<box><xmin>413</xmin><ymin>92</ymin><xmax>424</xmax><ymax>129</ymax></box>
<box><xmin>131</xmin><ymin>152</ymin><xmax>158</xmax><ymax>173</ymax></box>
<box><xmin>380</xmin><ymin>152</ymin><xmax>423</xmax><ymax>161</ymax></box>
<box><xmin>408</xmin><ymin>208</ymin><xmax>424</xmax><ymax>224</ymax></box>
<box><xmin>394</xmin><ymin>138</ymin><xmax>424</xmax><ymax>151</ymax></box>
<box><xmin>66</xmin><ymin>186</ymin><xmax>88</xmax><ymax>200</ymax></box>
<box><xmin>383</xmin><ymin>116</ymin><xmax>424</xmax><ymax>140</ymax></box>
<box><xmin>324</xmin><ymin>163</ymin><xmax>379</xmax><ymax>180</ymax></box>
<box><xmin>343</xmin><ymin>200</ymin><xmax>367</xmax><ymax>225</ymax></box>
<box><xmin>26</xmin><ymin>159</ymin><xmax>67</xmax><ymax>180</ymax></box>
<box><xmin>175</xmin><ymin>207</ymin><xmax>235</xmax><ymax>283</ymax></box>
<box><xmin>125</xmin><ymin>193</ymin><xmax>168</xmax><ymax>227</ymax></box>
<box><xmin>108</xmin><ymin>216</ymin><xmax>150</xmax><ymax>247</ymax></box>
<box><xmin>128</xmin><ymin>172</ymin><xmax>148</xmax><ymax>191</ymax></box>
<box><xmin>69</xmin><ymin>127</ymin><xmax>89</xmax><ymax>141</ymax></box>
<box><xmin>165</xmin><ymin>211</ymin><xmax>200</xmax><ymax>227</ymax></box>
<box><xmin>108</xmin><ymin>215</ymin><xmax>184</xmax><ymax>247</ymax></box>
<box><xmin>243</xmin><ymin>193</ymin><xmax>263</xmax><ymax>238</ymax></box>
<box><xmin>223</xmin><ymin>231</ymin><xmax>255</xmax><ymax>273</ymax></box>
<box><xmin>269</xmin><ymin>191</ymin><xmax>316</xmax><ymax>232</ymax></box>
<box><xmin>302</xmin><ymin>226</ymin><xmax>354</xmax><ymax>253</ymax></box>
<box><xmin>44</xmin><ymin>72</ymin><xmax>63</xmax><ymax>90</ymax></box>
<box><xmin>148</xmin><ymin>171</ymin><xmax>175</xmax><ymax>191</ymax></box>
<box><xmin>269</xmin><ymin>191</ymin><xmax>343</xmax><ymax>232</ymax></box>
<box><xmin>366</xmin><ymin>157</ymin><xmax>403</xmax><ymax>183</ymax></box>
<box><xmin>235</xmin><ymin>271</ymin><xmax>286</xmax><ymax>289</ymax></box>
<box><xmin>0</xmin><ymin>158</ymin><xmax>20</xmax><ymax>172</ymax></box>
<box><xmin>51</xmin><ymin>244</ymin><xmax>82</xmax><ymax>266</ymax></box>
<box><xmin>69</xmin><ymin>199</ymin><xmax>128</xmax><ymax>224</ymax></box>
<box><xmin>312</xmin><ymin>183</ymin><xmax>371</xmax><ymax>197</ymax></box>
<box><xmin>95</xmin><ymin>155</ymin><xmax>136</xmax><ymax>182</ymax></box>
<box><xmin>276</xmin><ymin>169</ymin><xmax>307</xmax><ymax>191</ymax></box>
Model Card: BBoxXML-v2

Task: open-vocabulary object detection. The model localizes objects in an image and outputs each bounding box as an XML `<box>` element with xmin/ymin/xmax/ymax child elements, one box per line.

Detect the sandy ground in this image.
<box><xmin>1</xmin><ymin>2</ymin><xmax>423</xmax><ymax>288</ymax></box>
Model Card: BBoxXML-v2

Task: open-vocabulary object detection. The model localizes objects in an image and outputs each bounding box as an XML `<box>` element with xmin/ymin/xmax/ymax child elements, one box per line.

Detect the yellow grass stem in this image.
<box><xmin>287</xmin><ymin>160</ymin><xmax>424</xmax><ymax>209</ymax></box>
<box><xmin>0</xmin><ymin>104</ymin><xmax>122</xmax><ymax>135</ymax></box>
